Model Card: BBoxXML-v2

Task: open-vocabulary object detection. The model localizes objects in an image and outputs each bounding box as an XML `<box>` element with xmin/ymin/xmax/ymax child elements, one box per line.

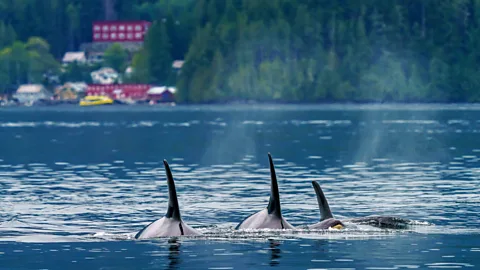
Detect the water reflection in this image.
<box><xmin>167</xmin><ymin>238</ymin><xmax>181</xmax><ymax>270</ymax></box>
<box><xmin>312</xmin><ymin>239</ymin><xmax>329</xmax><ymax>253</ymax></box>
<box><xmin>268</xmin><ymin>240</ymin><xmax>281</xmax><ymax>266</ymax></box>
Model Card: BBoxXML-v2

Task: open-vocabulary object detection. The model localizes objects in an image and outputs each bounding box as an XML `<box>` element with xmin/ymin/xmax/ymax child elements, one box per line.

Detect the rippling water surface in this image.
<box><xmin>0</xmin><ymin>104</ymin><xmax>479</xmax><ymax>269</ymax></box>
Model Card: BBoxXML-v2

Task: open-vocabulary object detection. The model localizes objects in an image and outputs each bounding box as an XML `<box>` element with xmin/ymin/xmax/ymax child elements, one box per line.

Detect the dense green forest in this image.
<box><xmin>2</xmin><ymin>0</ymin><xmax>480</xmax><ymax>103</ymax></box>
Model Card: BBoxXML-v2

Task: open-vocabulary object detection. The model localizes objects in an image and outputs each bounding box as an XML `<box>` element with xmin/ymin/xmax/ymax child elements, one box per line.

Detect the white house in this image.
<box><xmin>90</xmin><ymin>67</ymin><xmax>119</xmax><ymax>84</ymax></box>
<box><xmin>172</xmin><ymin>60</ymin><xmax>184</xmax><ymax>69</ymax></box>
<box><xmin>67</xmin><ymin>82</ymin><xmax>88</xmax><ymax>93</ymax></box>
<box><xmin>62</xmin><ymin>51</ymin><xmax>87</xmax><ymax>65</ymax></box>
<box><xmin>13</xmin><ymin>84</ymin><xmax>53</xmax><ymax>104</ymax></box>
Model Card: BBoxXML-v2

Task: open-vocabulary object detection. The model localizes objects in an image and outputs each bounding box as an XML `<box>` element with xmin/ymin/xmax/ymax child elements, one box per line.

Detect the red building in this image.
<box><xmin>146</xmin><ymin>87</ymin><xmax>176</xmax><ymax>102</ymax></box>
<box><xmin>87</xmin><ymin>84</ymin><xmax>151</xmax><ymax>100</ymax></box>
<box><xmin>92</xmin><ymin>21</ymin><xmax>151</xmax><ymax>42</ymax></box>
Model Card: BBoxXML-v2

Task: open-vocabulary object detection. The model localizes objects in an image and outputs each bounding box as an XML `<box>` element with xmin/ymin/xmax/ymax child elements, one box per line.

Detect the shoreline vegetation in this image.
<box><xmin>2</xmin><ymin>99</ymin><xmax>480</xmax><ymax>108</ymax></box>
<box><xmin>2</xmin><ymin>0</ymin><xmax>480</xmax><ymax>104</ymax></box>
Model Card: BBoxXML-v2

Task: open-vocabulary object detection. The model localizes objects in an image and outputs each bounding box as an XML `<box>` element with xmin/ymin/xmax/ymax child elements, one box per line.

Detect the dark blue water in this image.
<box><xmin>0</xmin><ymin>104</ymin><xmax>479</xmax><ymax>269</ymax></box>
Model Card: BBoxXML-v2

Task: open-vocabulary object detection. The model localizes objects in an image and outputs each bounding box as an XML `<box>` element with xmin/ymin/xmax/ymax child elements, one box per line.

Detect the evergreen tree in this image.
<box><xmin>103</xmin><ymin>43</ymin><xmax>128</xmax><ymax>73</ymax></box>
<box><xmin>143</xmin><ymin>21</ymin><xmax>173</xmax><ymax>85</ymax></box>
<box><xmin>129</xmin><ymin>49</ymin><xmax>150</xmax><ymax>83</ymax></box>
<box><xmin>0</xmin><ymin>22</ymin><xmax>17</xmax><ymax>49</ymax></box>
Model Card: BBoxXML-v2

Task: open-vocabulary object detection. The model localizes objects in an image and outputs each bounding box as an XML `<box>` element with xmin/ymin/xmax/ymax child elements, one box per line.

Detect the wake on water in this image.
<box><xmin>1</xmin><ymin>219</ymin><xmax>434</xmax><ymax>243</ymax></box>
<box><xmin>86</xmin><ymin>218</ymin><xmax>436</xmax><ymax>243</ymax></box>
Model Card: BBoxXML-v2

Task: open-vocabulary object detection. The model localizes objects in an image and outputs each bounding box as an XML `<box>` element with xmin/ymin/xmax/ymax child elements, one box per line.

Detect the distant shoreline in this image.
<box><xmin>2</xmin><ymin>102</ymin><xmax>480</xmax><ymax>112</ymax></box>
<box><xmin>178</xmin><ymin>100</ymin><xmax>480</xmax><ymax>106</ymax></box>
<box><xmin>4</xmin><ymin>99</ymin><xmax>480</xmax><ymax>107</ymax></box>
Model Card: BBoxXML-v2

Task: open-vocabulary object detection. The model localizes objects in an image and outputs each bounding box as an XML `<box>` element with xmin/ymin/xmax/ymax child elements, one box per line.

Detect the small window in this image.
<box><xmin>111</xmin><ymin>33</ymin><xmax>117</xmax><ymax>39</ymax></box>
<box><xmin>127</xmin><ymin>33</ymin><xmax>133</xmax><ymax>39</ymax></box>
<box><xmin>111</xmin><ymin>25</ymin><xmax>117</xmax><ymax>31</ymax></box>
<box><xmin>94</xmin><ymin>33</ymin><xmax>101</xmax><ymax>39</ymax></box>
<box><xmin>119</xmin><ymin>33</ymin><xmax>125</xmax><ymax>39</ymax></box>
<box><xmin>94</xmin><ymin>25</ymin><xmax>101</xmax><ymax>31</ymax></box>
<box><xmin>127</xmin><ymin>25</ymin><xmax>133</xmax><ymax>31</ymax></box>
<box><xmin>102</xmin><ymin>34</ymin><xmax>109</xmax><ymax>39</ymax></box>
<box><xmin>119</xmin><ymin>25</ymin><xmax>125</xmax><ymax>31</ymax></box>
<box><xmin>102</xmin><ymin>25</ymin><xmax>109</xmax><ymax>31</ymax></box>
<box><xmin>135</xmin><ymin>25</ymin><xmax>142</xmax><ymax>31</ymax></box>
<box><xmin>135</xmin><ymin>33</ymin><xmax>142</xmax><ymax>39</ymax></box>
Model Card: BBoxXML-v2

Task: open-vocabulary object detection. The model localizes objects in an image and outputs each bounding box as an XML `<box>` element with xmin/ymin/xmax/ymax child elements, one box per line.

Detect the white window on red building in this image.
<box><xmin>127</xmin><ymin>33</ymin><xmax>133</xmax><ymax>40</ymax></box>
<box><xmin>127</xmin><ymin>25</ymin><xmax>133</xmax><ymax>31</ymax></box>
<box><xmin>102</xmin><ymin>33</ymin><xmax>109</xmax><ymax>39</ymax></box>
<box><xmin>111</xmin><ymin>25</ymin><xmax>117</xmax><ymax>31</ymax></box>
<box><xmin>111</xmin><ymin>33</ymin><xmax>117</xmax><ymax>39</ymax></box>
<box><xmin>119</xmin><ymin>33</ymin><xmax>125</xmax><ymax>39</ymax></box>
<box><xmin>135</xmin><ymin>25</ymin><xmax>142</xmax><ymax>31</ymax></box>
<box><xmin>135</xmin><ymin>33</ymin><xmax>142</xmax><ymax>39</ymax></box>
<box><xmin>94</xmin><ymin>33</ymin><xmax>101</xmax><ymax>39</ymax></box>
<box><xmin>102</xmin><ymin>25</ymin><xmax>109</xmax><ymax>31</ymax></box>
<box><xmin>94</xmin><ymin>25</ymin><xmax>101</xmax><ymax>31</ymax></box>
<box><xmin>119</xmin><ymin>25</ymin><xmax>125</xmax><ymax>31</ymax></box>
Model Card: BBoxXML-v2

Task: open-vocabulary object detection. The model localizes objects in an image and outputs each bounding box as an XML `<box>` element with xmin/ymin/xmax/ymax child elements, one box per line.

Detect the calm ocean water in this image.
<box><xmin>0</xmin><ymin>104</ymin><xmax>479</xmax><ymax>270</ymax></box>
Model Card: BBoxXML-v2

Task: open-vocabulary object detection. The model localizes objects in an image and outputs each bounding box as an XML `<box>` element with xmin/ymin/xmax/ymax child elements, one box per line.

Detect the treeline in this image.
<box><xmin>177</xmin><ymin>0</ymin><xmax>480</xmax><ymax>103</ymax></box>
<box><xmin>2</xmin><ymin>0</ymin><xmax>480</xmax><ymax>103</ymax></box>
<box><xmin>0</xmin><ymin>37</ymin><xmax>59</xmax><ymax>91</ymax></box>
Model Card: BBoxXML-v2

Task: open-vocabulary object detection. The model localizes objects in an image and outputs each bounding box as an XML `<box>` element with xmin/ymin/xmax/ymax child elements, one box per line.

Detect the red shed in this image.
<box><xmin>92</xmin><ymin>21</ymin><xmax>151</xmax><ymax>42</ymax></box>
<box><xmin>146</xmin><ymin>87</ymin><xmax>176</xmax><ymax>102</ymax></box>
<box><xmin>87</xmin><ymin>84</ymin><xmax>151</xmax><ymax>100</ymax></box>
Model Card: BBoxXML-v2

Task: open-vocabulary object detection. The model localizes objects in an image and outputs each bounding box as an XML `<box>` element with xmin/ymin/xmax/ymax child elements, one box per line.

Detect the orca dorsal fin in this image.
<box><xmin>267</xmin><ymin>153</ymin><xmax>282</xmax><ymax>218</ymax></box>
<box><xmin>311</xmin><ymin>181</ymin><xmax>334</xmax><ymax>221</ymax></box>
<box><xmin>164</xmin><ymin>160</ymin><xmax>181</xmax><ymax>220</ymax></box>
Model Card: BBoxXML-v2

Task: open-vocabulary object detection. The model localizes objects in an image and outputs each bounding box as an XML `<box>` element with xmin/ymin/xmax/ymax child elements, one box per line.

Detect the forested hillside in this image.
<box><xmin>2</xmin><ymin>0</ymin><xmax>480</xmax><ymax>103</ymax></box>
<box><xmin>178</xmin><ymin>0</ymin><xmax>480</xmax><ymax>103</ymax></box>
<box><xmin>0</xmin><ymin>0</ymin><xmax>194</xmax><ymax>92</ymax></box>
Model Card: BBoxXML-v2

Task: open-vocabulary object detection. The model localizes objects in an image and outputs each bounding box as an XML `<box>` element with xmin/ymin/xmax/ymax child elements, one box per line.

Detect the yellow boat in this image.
<box><xmin>79</xmin><ymin>95</ymin><xmax>114</xmax><ymax>106</ymax></box>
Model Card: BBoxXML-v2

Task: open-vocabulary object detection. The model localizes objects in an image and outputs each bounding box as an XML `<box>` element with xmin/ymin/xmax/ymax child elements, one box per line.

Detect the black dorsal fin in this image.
<box><xmin>267</xmin><ymin>153</ymin><xmax>282</xmax><ymax>218</ymax></box>
<box><xmin>311</xmin><ymin>181</ymin><xmax>334</xmax><ymax>221</ymax></box>
<box><xmin>164</xmin><ymin>160</ymin><xmax>181</xmax><ymax>220</ymax></box>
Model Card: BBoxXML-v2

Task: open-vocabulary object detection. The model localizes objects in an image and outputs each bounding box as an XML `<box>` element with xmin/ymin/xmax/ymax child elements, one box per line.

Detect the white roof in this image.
<box><xmin>172</xmin><ymin>60</ymin><xmax>184</xmax><ymax>69</ymax></box>
<box><xmin>94</xmin><ymin>67</ymin><xmax>117</xmax><ymax>74</ymax></box>
<box><xmin>64</xmin><ymin>82</ymin><xmax>88</xmax><ymax>92</ymax></box>
<box><xmin>147</xmin><ymin>86</ymin><xmax>176</xmax><ymax>95</ymax></box>
<box><xmin>16</xmin><ymin>84</ymin><xmax>45</xmax><ymax>93</ymax></box>
<box><xmin>62</xmin><ymin>52</ymin><xmax>86</xmax><ymax>63</ymax></box>
<box><xmin>91</xmin><ymin>67</ymin><xmax>119</xmax><ymax>84</ymax></box>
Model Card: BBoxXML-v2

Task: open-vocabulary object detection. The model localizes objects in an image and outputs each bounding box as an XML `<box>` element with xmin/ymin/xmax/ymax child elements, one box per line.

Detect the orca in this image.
<box><xmin>309</xmin><ymin>181</ymin><xmax>414</xmax><ymax>229</ymax></box>
<box><xmin>235</xmin><ymin>153</ymin><xmax>295</xmax><ymax>230</ymax></box>
<box><xmin>135</xmin><ymin>160</ymin><xmax>202</xmax><ymax>239</ymax></box>
<box><xmin>344</xmin><ymin>216</ymin><xmax>412</xmax><ymax>229</ymax></box>
<box><xmin>309</xmin><ymin>181</ymin><xmax>345</xmax><ymax>230</ymax></box>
